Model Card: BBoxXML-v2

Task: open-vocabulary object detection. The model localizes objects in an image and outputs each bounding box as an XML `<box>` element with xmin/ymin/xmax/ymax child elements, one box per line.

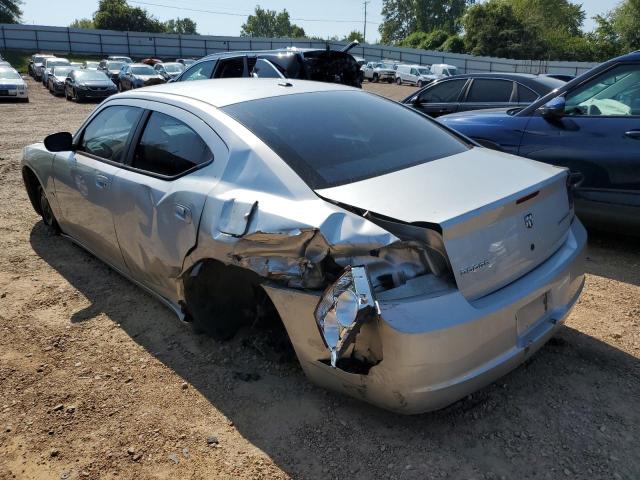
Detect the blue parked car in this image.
<box><xmin>439</xmin><ymin>51</ymin><xmax>640</xmax><ymax>234</ymax></box>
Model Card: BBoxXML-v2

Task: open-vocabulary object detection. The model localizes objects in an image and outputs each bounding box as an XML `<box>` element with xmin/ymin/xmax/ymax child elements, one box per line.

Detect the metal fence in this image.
<box><xmin>0</xmin><ymin>23</ymin><xmax>599</xmax><ymax>76</ymax></box>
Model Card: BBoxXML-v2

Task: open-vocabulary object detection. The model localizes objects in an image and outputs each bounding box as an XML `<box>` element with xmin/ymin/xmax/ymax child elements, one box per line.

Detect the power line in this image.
<box><xmin>129</xmin><ymin>0</ymin><xmax>381</xmax><ymax>25</ymax></box>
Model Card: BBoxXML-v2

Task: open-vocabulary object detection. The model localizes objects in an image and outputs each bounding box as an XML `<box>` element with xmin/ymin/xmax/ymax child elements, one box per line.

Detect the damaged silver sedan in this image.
<box><xmin>22</xmin><ymin>79</ymin><xmax>586</xmax><ymax>413</ymax></box>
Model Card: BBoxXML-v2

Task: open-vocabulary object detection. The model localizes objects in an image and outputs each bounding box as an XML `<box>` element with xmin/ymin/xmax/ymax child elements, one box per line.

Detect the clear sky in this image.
<box><xmin>19</xmin><ymin>0</ymin><xmax>620</xmax><ymax>42</ymax></box>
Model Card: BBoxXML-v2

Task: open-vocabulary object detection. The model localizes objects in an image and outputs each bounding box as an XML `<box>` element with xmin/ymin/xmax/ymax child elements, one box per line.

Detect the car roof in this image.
<box><xmin>118</xmin><ymin>78</ymin><xmax>356</xmax><ymax>108</ymax></box>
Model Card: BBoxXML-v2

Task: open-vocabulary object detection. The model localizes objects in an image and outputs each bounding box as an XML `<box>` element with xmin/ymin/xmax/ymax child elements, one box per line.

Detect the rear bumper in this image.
<box><xmin>266</xmin><ymin>218</ymin><xmax>587</xmax><ymax>413</ymax></box>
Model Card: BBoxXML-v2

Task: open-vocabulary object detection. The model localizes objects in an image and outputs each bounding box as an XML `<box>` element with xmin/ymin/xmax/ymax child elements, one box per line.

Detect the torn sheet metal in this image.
<box><xmin>314</xmin><ymin>266</ymin><xmax>377</xmax><ymax>366</ymax></box>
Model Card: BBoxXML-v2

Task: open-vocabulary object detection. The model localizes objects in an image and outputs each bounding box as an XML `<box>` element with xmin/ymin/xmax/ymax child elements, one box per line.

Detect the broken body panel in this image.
<box><xmin>22</xmin><ymin>79</ymin><xmax>587</xmax><ymax>413</ymax></box>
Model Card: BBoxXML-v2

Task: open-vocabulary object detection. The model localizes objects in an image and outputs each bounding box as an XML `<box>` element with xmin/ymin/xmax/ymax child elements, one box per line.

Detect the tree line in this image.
<box><xmin>2</xmin><ymin>0</ymin><xmax>639</xmax><ymax>62</ymax></box>
<box><xmin>379</xmin><ymin>0</ymin><xmax>640</xmax><ymax>62</ymax></box>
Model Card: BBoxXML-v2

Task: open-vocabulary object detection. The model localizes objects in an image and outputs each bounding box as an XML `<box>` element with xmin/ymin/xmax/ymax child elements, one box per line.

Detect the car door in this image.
<box><xmin>110</xmin><ymin>101</ymin><xmax>227</xmax><ymax>302</ymax></box>
<box><xmin>53</xmin><ymin>105</ymin><xmax>144</xmax><ymax>272</ymax></box>
<box><xmin>519</xmin><ymin>62</ymin><xmax>640</xmax><ymax>228</ymax></box>
<box><xmin>409</xmin><ymin>78</ymin><xmax>468</xmax><ymax>117</ymax></box>
<box><xmin>460</xmin><ymin>78</ymin><xmax>516</xmax><ymax>112</ymax></box>
<box><xmin>409</xmin><ymin>68</ymin><xmax>419</xmax><ymax>85</ymax></box>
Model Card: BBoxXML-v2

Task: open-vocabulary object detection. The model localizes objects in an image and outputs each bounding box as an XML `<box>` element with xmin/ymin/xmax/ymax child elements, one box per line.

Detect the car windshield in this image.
<box><xmin>131</xmin><ymin>66</ymin><xmax>156</xmax><ymax>75</ymax></box>
<box><xmin>418</xmin><ymin>68</ymin><xmax>430</xmax><ymax>75</ymax></box>
<box><xmin>53</xmin><ymin>67</ymin><xmax>73</xmax><ymax>77</ymax></box>
<box><xmin>108</xmin><ymin>62</ymin><xmax>125</xmax><ymax>70</ymax></box>
<box><xmin>223</xmin><ymin>90</ymin><xmax>469</xmax><ymax>189</ymax></box>
<box><xmin>48</xmin><ymin>60</ymin><xmax>69</xmax><ymax>67</ymax></box>
<box><xmin>182</xmin><ymin>59</ymin><xmax>195</xmax><ymax>65</ymax></box>
<box><xmin>163</xmin><ymin>63</ymin><xmax>184</xmax><ymax>73</ymax></box>
<box><xmin>34</xmin><ymin>56</ymin><xmax>50</xmax><ymax>64</ymax></box>
<box><xmin>377</xmin><ymin>63</ymin><xmax>393</xmax><ymax>69</ymax></box>
<box><xmin>444</xmin><ymin>67</ymin><xmax>457</xmax><ymax>76</ymax></box>
<box><xmin>0</xmin><ymin>68</ymin><xmax>21</xmax><ymax>80</ymax></box>
<box><xmin>85</xmin><ymin>62</ymin><xmax>99</xmax><ymax>68</ymax></box>
<box><xmin>76</xmin><ymin>70</ymin><xmax>108</xmax><ymax>81</ymax></box>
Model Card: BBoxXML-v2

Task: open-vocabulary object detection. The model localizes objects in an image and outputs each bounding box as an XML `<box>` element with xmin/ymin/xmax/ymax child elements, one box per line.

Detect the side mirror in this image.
<box><xmin>44</xmin><ymin>132</ymin><xmax>73</xmax><ymax>152</ymax></box>
<box><xmin>539</xmin><ymin>96</ymin><xmax>566</xmax><ymax>119</ymax></box>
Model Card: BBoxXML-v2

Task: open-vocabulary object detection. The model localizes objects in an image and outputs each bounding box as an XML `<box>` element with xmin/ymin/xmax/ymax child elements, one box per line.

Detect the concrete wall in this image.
<box><xmin>0</xmin><ymin>23</ymin><xmax>600</xmax><ymax>76</ymax></box>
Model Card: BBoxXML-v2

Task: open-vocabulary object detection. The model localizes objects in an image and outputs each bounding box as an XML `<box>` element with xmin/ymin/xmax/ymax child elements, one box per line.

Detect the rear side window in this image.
<box><xmin>418</xmin><ymin>79</ymin><xmax>466</xmax><ymax>103</ymax></box>
<box><xmin>250</xmin><ymin>59</ymin><xmax>282</xmax><ymax>78</ymax></box>
<box><xmin>223</xmin><ymin>90</ymin><xmax>469</xmax><ymax>189</ymax></box>
<box><xmin>466</xmin><ymin>79</ymin><xmax>514</xmax><ymax>103</ymax></box>
<box><xmin>79</xmin><ymin>106</ymin><xmax>143</xmax><ymax>163</ymax></box>
<box><xmin>132</xmin><ymin>112</ymin><xmax>213</xmax><ymax>177</ymax></box>
<box><xmin>214</xmin><ymin>57</ymin><xmax>245</xmax><ymax>78</ymax></box>
<box><xmin>181</xmin><ymin>60</ymin><xmax>214</xmax><ymax>81</ymax></box>
<box><xmin>517</xmin><ymin>84</ymin><xmax>538</xmax><ymax>103</ymax></box>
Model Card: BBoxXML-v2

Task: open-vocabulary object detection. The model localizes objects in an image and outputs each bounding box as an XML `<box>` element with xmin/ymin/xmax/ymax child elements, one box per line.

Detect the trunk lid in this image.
<box><xmin>316</xmin><ymin>148</ymin><xmax>572</xmax><ymax>300</ymax></box>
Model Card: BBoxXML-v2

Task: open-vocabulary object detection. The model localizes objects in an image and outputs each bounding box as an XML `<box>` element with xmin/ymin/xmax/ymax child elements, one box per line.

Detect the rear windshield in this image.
<box><xmin>53</xmin><ymin>67</ymin><xmax>73</xmax><ymax>76</ymax></box>
<box><xmin>108</xmin><ymin>62</ymin><xmax>125</xmax><ymax>70</ymax></box>
<box><xmin>0</xmin><ymin>68</ymin><xmax>21</xmax><ymax>80</ymax></box>
<box><xmin>222</xmin><ymin>90</ymin><xmax>469</xmax><ymax>189</ymax></box>
<box><xmin>163</xmin><ymin>63</ymin><xmax>184</xmax><ymax>73</ymax></box>
<box><xmin>76</xmin><ymin>70</ymin><xmax>108</xmax><ymax>80</ymax></box>
<box><xmin>131</xmin><ymin>66</ymin><xmax>156</xmax><ymax>75</ymax></box>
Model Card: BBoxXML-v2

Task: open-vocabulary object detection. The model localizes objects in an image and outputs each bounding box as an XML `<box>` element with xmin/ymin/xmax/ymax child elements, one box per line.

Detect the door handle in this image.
<box><xmin>624</xmin><ymin>130</ymin><xmax>640</xmax><ymax>139</ymax></box>
<box><xmin>174</xmin><ymin>204</ymin><xmax>192</xmax><ymax>223</ymax></box>
<box><xmin>95</xmin><ymin>174</ymin><xmax>110</xmax><ymax>189</ymax></box>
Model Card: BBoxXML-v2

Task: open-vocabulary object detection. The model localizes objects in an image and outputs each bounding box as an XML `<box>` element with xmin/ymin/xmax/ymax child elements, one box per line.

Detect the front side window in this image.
<box><xmin>132</xmin><ymin>112</ymin><xmax>213</xmax><ymax>177</ymax></box>
<box><xmin>79</xmin><ymin>106</ymin><xmax>143</xmax><ymax>163</ymax></box>
<box><xmin>223</xmin><ymin>91</ymin><xmax>469</xmax><ymax>189</ymax></box>
<box><xmin>466</xmin><ymin>79</ymin><xmax>514</xmax><ymax>103</ymax></box>
<box><xmin>565</xmin><ymin>63</ymin><xmax>640</xmax><ymax>116</ymax></box>
<box><xmin>418</xmin><ymin>79</ymin><xmax>466</xmax><ymax>103</ymax></box>
<box><xmin>181</xmin><ymin>60</ymin><xmax>214</xmax><ymax>81</ymax></box>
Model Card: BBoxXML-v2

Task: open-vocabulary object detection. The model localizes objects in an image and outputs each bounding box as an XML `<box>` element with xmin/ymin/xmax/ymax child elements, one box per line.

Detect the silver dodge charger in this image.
<box><xmin>21</xmin><ymin>79</ymin><xmax>586</xmax><ymax>413</ymax></box>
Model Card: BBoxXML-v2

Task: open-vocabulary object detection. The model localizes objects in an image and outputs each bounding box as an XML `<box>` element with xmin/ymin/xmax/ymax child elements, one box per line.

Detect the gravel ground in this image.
<box><xmin>0</xmin><ymin>79</ymin><xmax>639</xmax><ymax>480</ymax></box>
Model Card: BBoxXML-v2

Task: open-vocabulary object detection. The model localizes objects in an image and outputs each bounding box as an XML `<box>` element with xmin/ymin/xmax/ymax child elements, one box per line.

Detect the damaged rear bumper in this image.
<box><xmin>265</xmin><ymin>219</ymin><xmax>587</xmax><ymax>414</ymax></box>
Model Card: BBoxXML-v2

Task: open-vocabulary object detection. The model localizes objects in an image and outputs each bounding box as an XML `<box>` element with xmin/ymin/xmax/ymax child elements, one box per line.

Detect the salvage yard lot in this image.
<box><xmin>0</xmin><ymin>79</ymin><xmax>639</xmax><ymax>480</ymax></box>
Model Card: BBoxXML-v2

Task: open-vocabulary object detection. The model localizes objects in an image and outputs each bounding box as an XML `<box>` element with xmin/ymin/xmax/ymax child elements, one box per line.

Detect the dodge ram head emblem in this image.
<box><xmin>524</xmin><ymin>213</ymin><xmax>534</xmax><ymax>229</ymax></box>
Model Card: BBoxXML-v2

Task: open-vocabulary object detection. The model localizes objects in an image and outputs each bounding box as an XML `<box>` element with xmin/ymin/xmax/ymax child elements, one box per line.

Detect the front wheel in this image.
<box><xmin>396</xmin><ymin>77</ymin><xmax>402</xmax><ymax>85</ymax></box>
<box><xmin>417</xmin><ymin>80</ymin><xmax>424</xmax><ymax>88</ymax></box>
<box><xmin>372</xmin><ymin>73</ymin><xmax>379</xmax><ymax>83</ymax></box>
<box><xmin>38</xmin><ymin>185</ymin><xmax>60</xmax><ymax>234</ymax></box>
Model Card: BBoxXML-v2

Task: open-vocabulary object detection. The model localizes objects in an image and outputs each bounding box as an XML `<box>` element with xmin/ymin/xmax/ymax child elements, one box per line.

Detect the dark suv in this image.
<box><xmin>173</xmin><ymin>46</ymin><xmax>362</xmax><ymax>88</ymax></box>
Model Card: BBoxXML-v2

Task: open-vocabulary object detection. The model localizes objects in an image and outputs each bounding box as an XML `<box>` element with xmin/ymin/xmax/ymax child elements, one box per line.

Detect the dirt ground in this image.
<box><xmin>0</xmin><ymin>79</ymin><xmax>639</xmax><ymax>480</ymax></box>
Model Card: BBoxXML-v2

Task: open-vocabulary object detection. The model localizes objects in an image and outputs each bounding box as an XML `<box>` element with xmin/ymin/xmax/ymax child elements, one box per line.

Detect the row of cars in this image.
<box><xmin>0</xmin><ymin>54</ymin><xmax>29</xmax><ymax>101</ymax></box>
<box><xmin>361</xmin><ymin>60</ymin><xmax>458</xmax><ymax>86</ymax></box>
<box><xmin>28</xmin><ymin>53</ymin><xmax>196</xmax><ymax>101</ymax></box>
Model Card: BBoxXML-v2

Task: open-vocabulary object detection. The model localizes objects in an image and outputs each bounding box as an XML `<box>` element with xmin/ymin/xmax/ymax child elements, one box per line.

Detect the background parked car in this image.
<box><xmin>65</xmin><ymin>69</ymin><xmax>117</xmax><ymax>102</ymax></box>
<box><xmin>47</xmin><ymin>66</ymin><xmax>74</xmax><ymax>96</ymax></box>
<box><xmin>395</xmin><ymin>64</ymin><xmax>437</xmax><ymax>87</ymax></box>
<box><xmin>438</xmin><ymin>51</ymin><xmax>640</xmax><ymax>233</ymax></box>
<box><xmin>41</xmin><ymin>58</ymin><xmax>70</xmax><ymax>86</ymax></box>
<box><xmin>154</xmin><ymin>62</ymin><xmax>185</xmax><ymax>81</ymax></box>
<box><xmin>174</xmin><ymin>48</ymin><xmax>362</xmax><ymax>88</ymax></box>
<box><xmin>107</xmin><ymin>55</ymin><xmax>132</xmax><ymax>64</ymax></box>
<box><xmin>118</xmin><ymin>63</ymin><xmax>166</xmax><ymax>91</ymax></box>
<box><xmin>430</xmin><ymin>63</ymin><xmax>459</xmax><ymax>78</ymax></box>
<box><xmin>402</xmin><ymin>73</ymin><xmax>564</xmax><ymax>117</ymax></box>
<box><xmin>361</xmin><ymin>62</ymin><xmax>396</xmax><ymax>83</ymax></box>
<box><xmin>29</xmin><ymin>53</ymin><xmax>54</xmax><ymax>79</ymax></box>
<box><xmin>0</xmin><ymin>66</ymin><xmax>28</xmax><ymax>102</ymax></box>
<box><xmin>98</xmin><ymin>60</ymin><xmax>126</xmax><ymax>85</ymax></box>
<box><xmin>82</xmin><ymin>61</ymin><xmax>100</xmax><ymax>70</ymax></box>
<box><xmin>542</xmin><ymin>73</ymin><xmax>575</xmax><ymax>82</ymax></box>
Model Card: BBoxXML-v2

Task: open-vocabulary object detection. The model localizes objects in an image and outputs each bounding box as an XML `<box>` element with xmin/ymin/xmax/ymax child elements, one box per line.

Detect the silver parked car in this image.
<box><xmin>0</xmin><ymin>66</ymin><xmax>29</xmax><ymax>102</ymax></box>
<box><xmin>21</xmin><ymin>79</ymin><xmax>586</xmax><ymax>414</ymax></box>
<box><xmin>361</xmin><ymin>62</ymin><xmax>397</xmax><ymax>83</ymax></box>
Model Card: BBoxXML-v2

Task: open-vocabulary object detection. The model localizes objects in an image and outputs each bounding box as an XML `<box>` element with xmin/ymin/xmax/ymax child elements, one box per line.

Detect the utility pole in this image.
<box><xmin>363</xmin><ymin>1</ymin><xmax>370</xmax><ymax>44</ymax></box>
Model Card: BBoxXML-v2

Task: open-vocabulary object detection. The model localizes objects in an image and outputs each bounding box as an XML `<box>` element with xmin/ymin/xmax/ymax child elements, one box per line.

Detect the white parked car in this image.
<box><xmin>22</xmin><ymin>79</ymin><xmax>586</xmax><ymax>413</ymax></box>
<box><xmin>0</xmin><ymin>66</ymin><xmax>28</xmax><ymax>102</ymax></box>
<box><xmin>361</xmin><ymin>62</ymin><xmax>397</xmax><ymax>83</ymax></box>
<box><xmin>395</xmin><ymin>64</ymin><xmax>438</xmax><ymax>87</ymax></box>
<box><xmin>431</xmin><ymin>63</ymin><xmax>459</xmax><ymax>79</ymax></box>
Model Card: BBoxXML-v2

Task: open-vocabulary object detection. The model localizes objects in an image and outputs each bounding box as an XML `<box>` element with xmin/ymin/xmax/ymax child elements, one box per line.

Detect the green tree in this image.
<box><xmin>609</xmin><ymin>0</ymin><xmax>640</xmax><ymax>53</ymax></box>
<box><xmin>587</xmin><ymin>14</ymin><xmax>623</xmax><ymax>61</ymax></box>
<box><xmin>93</xmin><ymin>0</ymin><xmax>165</xmax><ymax>32</ymax></box>
<box><xmin>343</xmin><ymin>30</ymin><xmax>364</xmax><ymax>43</ymax></box>
<box><xmin>164</xmin><ymin>18</ymin><xmax>198</xmax><ymax>35</ymax></box>
<box><xmin>438</xmin><ymin>34</ymin><xmax>465</xmax><ymax>53</ymax></box>
<box><xmin>462</xmin><ymin>0</ymin><xmax>546</xmax><ymax>59</ymax></box>
<box><xmin>240</xmin><ymin>6</ymin><xmax>305</xmax><ymax>38</ymax></box>
<box><xmin>379</xmin><ymin>0</ymin><xmax>470</xmax><ymax>44</ymax></box>
<box><xmin>399</xmin><ymin>29</ymin><xmax>450</xmax><ymax>50</ymax></box>
<box><xmin>69</xmin><ymin>18</ymin><xmax>95</xmax><ymax>29</ymax></box>
<box><xmin>0</xmin><ymin>0</ymin><xmax>23</xmax><ymax>24</ymax></box>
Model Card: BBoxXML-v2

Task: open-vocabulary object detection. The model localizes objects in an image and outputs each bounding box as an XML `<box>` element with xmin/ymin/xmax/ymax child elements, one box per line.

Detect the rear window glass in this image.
<box><xmin>466</xmin><ymin>79</ymin><xmax>513</xmax><ymax>103</ymax></box>
<box><xmin>223</xmin><ymin>90</ymin><xmax>469</xmax><ymax>189</ymax></box>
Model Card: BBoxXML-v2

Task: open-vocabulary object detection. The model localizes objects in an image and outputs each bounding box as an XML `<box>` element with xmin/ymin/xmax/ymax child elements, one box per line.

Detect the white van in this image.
<box><xmin>430</xmin><ymin>64</ymin><xmax>459</xmax><ymax>79</ymax></box>
<box><xmin>395</xmin><ymin>64</ymin><xmax>437</xmax><ymax>87</ymax></box>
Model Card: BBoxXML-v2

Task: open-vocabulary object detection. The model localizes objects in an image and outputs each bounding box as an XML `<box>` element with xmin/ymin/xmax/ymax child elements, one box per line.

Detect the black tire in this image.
<box><xmin>373</xmin><ymin>73</ymin><xmax>379</xmax><ymax>83</ymax></box>
<box><xmin>38</xmin><ymin>185</ymin><xmax>60</xmax><ymax>234</ymax></box>
<box><xmin>396</xmin><ymin>77</ymin><xmax>402</xmax><ymax>85</ymax></box>
<box><xmin>65</xmin><ymin>88</ymin><xmax>71</xmax><ymax>101</ymax></box>
<box><xmin>417</xmin><ymin>80</ymin><xmax>424</xmax><ymax>88</ymax></box>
